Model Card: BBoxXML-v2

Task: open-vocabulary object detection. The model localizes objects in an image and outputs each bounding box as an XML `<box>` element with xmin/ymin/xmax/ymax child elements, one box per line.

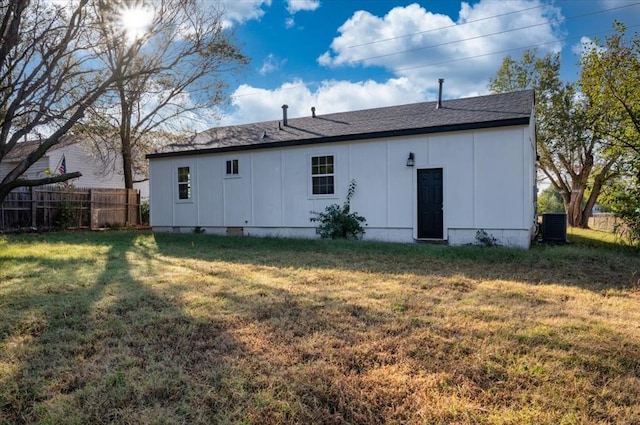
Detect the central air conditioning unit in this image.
<box><xmin>541</xmin><ymin>213</ymin><xmax>567</xmax><ymax>243</ymax></box>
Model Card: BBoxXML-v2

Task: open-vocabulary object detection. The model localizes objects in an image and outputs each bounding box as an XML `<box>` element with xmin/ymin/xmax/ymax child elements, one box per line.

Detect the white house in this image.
<box><xmin>147</xmin><ymin>89</ymin><xmax>537</xmax><ymax>248</ymax></box>
<box><xmin>0</xmin><ymin>137</ymin><xmax>149</xmax><ymax>198</ymax></box>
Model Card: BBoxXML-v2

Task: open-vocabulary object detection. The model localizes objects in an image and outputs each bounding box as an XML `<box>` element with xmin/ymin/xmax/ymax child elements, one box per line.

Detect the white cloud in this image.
<box><xmin>217</xmin><ymin>77</ymin><xmax>426</xmax><ymax>126</ymax></box>
<box><xmin>572</xmin><ymin>36</ymin><xmax>593</xmax><ymax>57</ymax></box>
<box><xmin>572</xmin><ymin>36</ymin><xmax>608</xmax><ymax>62</ymax></box>
<box><xmin>218</xmin><ymin>0</ymin><xmax>272</xmax><ymax>28</ymax></box>
<box><xmin>211</xmin><ymin>0</ymin><xmax>567</xmax><ymax>128</ymax></box>
<box><xmin>317</xmin><ymin>0</ymin><xmax>564</xmax><ymax>98</ymax></box>
<box><xmin>285</xmin><ymin>17</ymin><xmax>295</xmax><ymax>29</ymax></box>
<box><xmin>259</xmin><ymin>54</ymin><xmax>287</xmax><ymax>75</ymax></box>
<box><xmin>286</xmin><ymin>0</ymin><xmax>320</xmax><ymax>14</ymax></box>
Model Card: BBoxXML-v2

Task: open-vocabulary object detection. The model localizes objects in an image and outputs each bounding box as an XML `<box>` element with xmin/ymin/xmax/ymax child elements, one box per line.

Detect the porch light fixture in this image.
<box><xmin>406</xmin><ymin>152</ymin><xmax>415</xmax><ymax>167</ymax></box>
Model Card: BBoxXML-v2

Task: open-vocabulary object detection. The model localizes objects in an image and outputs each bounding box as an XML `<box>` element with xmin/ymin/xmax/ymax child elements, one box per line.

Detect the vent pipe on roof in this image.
<box><xmin>436</xmin><ymin>78</ymin><xmax>444</xmax><ymax>109</ymax></box>
<box><xmin>311</xmin><ymin>106</ymin><xmax>316</xmax><ymax>118</ymax></box>
<box><xmin>282</xmin><ymin>104</ymin><xmax>288</xmax><ymax>126</ymax></box>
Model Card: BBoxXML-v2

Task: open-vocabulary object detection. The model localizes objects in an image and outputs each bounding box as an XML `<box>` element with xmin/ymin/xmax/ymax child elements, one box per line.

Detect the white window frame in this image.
<box><xmin>309</xmin><ymin>154</ymin><xmax>336</xmax><ymax>198</ymax></box>
<box><xmin>224</xmin><ymin>158</ymin><xmax>241</xmax><ymax>178</ymax></box>
<box><xmin>176</xmin><ymin>165</ymin><xmax>192</xmax><ymax>202</ymax></box>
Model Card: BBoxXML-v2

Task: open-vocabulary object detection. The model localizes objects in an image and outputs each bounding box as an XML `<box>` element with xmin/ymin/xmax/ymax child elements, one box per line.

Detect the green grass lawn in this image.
<box><xmin>1</xmin><ymin>229</ymin><xmax>639</xmax><ymax>424</ymax></box>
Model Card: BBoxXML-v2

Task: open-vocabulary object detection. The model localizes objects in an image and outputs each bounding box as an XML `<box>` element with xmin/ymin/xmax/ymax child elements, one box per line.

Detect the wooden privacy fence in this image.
<box><xmin>0</xmin><ymin>186</ymin><xmax>141</xmax><ymax>232</ymax></box>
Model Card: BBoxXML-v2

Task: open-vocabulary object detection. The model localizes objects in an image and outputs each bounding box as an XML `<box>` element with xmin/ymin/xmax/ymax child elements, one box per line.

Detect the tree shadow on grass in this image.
<box><xmin>0</xmin><ymin>233</ymin><xmax>252</xmax><ymax>423</ymax></box>
<box><xmin>3</xmin><ymin>232</ymin><xmax>443</xmax><ymax>423</ymax></box>
<box><xmin>2</xmin><ymin>232</ymin><xmax>640</xmax><ymax>424</ymax></box>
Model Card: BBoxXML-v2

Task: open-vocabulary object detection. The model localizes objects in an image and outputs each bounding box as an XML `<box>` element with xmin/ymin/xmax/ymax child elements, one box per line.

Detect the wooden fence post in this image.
<box><xmin>89</xmin><ymin>189</ymin><xmax>95</xmax><ymax>230</ymax></box>
<box><xmin>30</xmin><ymin>186</ymin><xmax>36</xmax><ymax>228</ymax></box>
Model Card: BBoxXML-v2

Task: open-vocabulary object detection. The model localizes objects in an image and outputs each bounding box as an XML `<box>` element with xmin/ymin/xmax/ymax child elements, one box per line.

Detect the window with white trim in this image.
<box><xmin>226</xmin><ymin>159</ymin><xmax>239</xmax><ymax>175</ymax></box>
<box><xmin>177</xmin><ymin>166</ymin><xmax>191</xmax><ymax>200</ymax></box>
<box><xmin>311</xmin><ymin>155</ymin><xmax>334</xmax><ymax>195</ymax></box>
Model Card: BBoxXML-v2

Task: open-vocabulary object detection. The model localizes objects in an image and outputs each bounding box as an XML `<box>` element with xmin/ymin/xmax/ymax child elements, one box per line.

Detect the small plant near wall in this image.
<box><xmin>310</xmin><ymin>180</ymin><xmax>366</xmax><ymax>240</ymax></box>
<box><xmin>140</xmin><ymin>200</ymin><xmax>150</xmax><ymax>225</ymax></box>
<box><xmin>475</xmin><ymin>229</ymin><xmax>500</xmax><ymax>247</ymax></box>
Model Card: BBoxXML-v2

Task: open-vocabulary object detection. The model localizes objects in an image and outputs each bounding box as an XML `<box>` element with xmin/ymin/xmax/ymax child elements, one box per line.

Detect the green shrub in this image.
<box><xmin>140</xmin><ymin>200</ymin><xmax>150</xmax><ymax>225</ymax></box>
<box><xmin>475</xmin><ymin>229</ymin><xmax>500</xmax><ymax>247</ymax></box>
<box><xmin>55</xmin><ymin>200</ymin><xmax>75</xmax><ymax>229</ymax></box>
<box><xmin>310</xmin><ymin>180</ymin><xmax>366</xmax><ymax>240</ymax></box>
<box><xmin>601</xmin><ymin>179</ymin><xmax>640</xmax><ymax>248</ymax></box>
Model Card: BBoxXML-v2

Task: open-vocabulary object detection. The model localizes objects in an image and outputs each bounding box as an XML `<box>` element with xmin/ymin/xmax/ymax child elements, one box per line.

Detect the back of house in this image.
<box><xmin>147</xmin><ymin>89</ymin><xmax>537</xmax><ymax>248</ymax></box>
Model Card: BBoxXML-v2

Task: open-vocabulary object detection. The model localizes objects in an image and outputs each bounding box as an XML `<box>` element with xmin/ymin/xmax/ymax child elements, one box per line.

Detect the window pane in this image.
<box><xmin>178</xmin><ymin>183</ymin><xmax>191</xmax><ymax>200</ymax></box>
<box><xmin>312</xmin><ymin>176</ymin><xmax>334</xmax><ymax>195</ymax></box>
<box><xmin>311</xmin><ymin>155</ymin><xmax>334</xmax><ymax>176</ymax></box>
<box><xmin>226</xmin><ymin>159</ymin><xmax>239</xmax><ymax>175</ymax></box>
<box><xmin>178</xmin><ymin>167</ymin><xmax>190</xmax><ymax>183</ymax></box>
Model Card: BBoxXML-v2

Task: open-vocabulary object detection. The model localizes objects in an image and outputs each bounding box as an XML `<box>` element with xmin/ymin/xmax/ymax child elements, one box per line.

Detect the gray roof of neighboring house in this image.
<box><xmin>147</xmin><ymin>90</ymin><xmax>534</xmax><ymax>159</ymax></box>
<box><xmin>2</xmin><ymin>136</ymin><xmax>81</xmax><ymax>161</ymax></box>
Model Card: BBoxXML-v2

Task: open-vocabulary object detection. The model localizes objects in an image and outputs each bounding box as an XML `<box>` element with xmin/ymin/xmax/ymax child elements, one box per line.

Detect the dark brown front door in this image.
<box><xmin>417</xmin><ymin>168</ymin><xmax>443</xmax><ymax>239</ymax></box>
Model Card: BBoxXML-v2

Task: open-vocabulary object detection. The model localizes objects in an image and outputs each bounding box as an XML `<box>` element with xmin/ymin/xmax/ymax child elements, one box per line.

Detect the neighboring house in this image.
<box><xmin>147</xmin><ymin>89</ymin><xmax>537</xmax><ymax>248</ymax></box>
<box><xmin>0</xmin><ymin>136</ymin><xmax>149</xmax><ymax>198</ymax></box>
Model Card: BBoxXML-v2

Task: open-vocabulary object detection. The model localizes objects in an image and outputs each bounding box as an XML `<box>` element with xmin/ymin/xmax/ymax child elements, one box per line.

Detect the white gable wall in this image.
<box><xmin>0</xmin><ymin>157</ymin><xmax>50</xmax><ymax>181</ymax></box>
<box><xmin>149</xmin><ymin>123</ymin><xmax>536</xmax><ymax>248</ymax></box>
<box><xmin>48</xmin><ymin>144</ymin><xmax>125</xmax><ymax>189</ymax></box>
<box><xmin>2</xmin><ymin>143</ymin><xmax>150</xmax><ymax>198</ymax></box>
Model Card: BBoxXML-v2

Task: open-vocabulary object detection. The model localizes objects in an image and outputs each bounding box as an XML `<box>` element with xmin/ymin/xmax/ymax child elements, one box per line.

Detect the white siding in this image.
<box><xmin>149</xmin><ymin>122</ymin><xmax>536</xmax><ymax>248</ymax></box>
<box><xmin>48</xmin><ymin>145</ymin><xmax>125</xmax><ymax>189</ymax></box>
<box><xmin>473</xmin><ymin>128</ymin><xmax>526</xmax><ymax>229</ymax></box>
<box><xmin>252</xmin><ymin>151</ymin><xmax>282</xmax><ymax>227</ymax></box>
<box><xmin>2</xmin><ymin>143</ymin><xmax>150</xmax><ymax>198</ymax></box>
<box><xmin>148</xmin><ymin>158</ymin><xmax>174</xmax><ymax>225</ymax></box>
<box><xmin>0</xmin><ymin>158</ymin><xmax>50</xmax><ymax>181</ymax></box>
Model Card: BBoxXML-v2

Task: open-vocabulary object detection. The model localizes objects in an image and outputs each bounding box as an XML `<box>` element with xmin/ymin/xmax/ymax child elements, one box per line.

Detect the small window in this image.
<box><xmin>177</xmin><ymin>166</ymin><xmax>191</xmax><ymax>200</ymax></box>
<box><xmin>226</xmin><ymin>159</ymin><xmax>239</xmax><ymax>175</ymax></box>
<box><xmin>311</xmin><ymin>155</ymin><xmax>334</xmax><ymax>195</ymax></box>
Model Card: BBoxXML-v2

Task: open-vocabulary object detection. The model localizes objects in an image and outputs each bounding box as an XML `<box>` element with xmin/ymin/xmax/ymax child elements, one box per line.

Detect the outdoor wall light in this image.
<box><xmin>406</xmin><ymin>152</ymin><xmax>415</xmax><ymax>167</ymax></box>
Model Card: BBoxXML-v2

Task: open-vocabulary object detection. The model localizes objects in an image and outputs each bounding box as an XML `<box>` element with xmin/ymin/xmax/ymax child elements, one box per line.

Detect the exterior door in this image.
<box><xmin>417</xmin><ymin>168</ymin><xmax>443</xmax><ymax>239</ymax></box>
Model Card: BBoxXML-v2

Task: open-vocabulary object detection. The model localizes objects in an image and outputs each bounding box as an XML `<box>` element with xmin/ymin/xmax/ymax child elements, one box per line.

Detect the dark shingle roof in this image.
<box><xmin>148</xmin><ymin>90</ymin><xmax>534</xmax><ymax>159</ymax></box>
<box><xmin>3</xmin><ymin>136</ymin><xmax>81</xmax><ymax>160</ymax></box>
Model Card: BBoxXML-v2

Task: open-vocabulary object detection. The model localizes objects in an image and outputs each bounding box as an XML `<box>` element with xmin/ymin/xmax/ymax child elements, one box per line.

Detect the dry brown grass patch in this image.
<box><xmin>1</xmin><ymin>231</ymin><xmax>639</xmax><ymax>423</ymax></box>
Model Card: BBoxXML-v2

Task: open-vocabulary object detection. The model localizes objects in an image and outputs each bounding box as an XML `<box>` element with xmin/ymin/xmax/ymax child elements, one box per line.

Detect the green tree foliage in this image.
<box><xmin>601</xmin><ymin>179</ymin><xmax>640</xmax><ymax>247</ymax></box>
<box><xmin>580</xmin><ymin>22</ymin><xmax>640</xmax><ymax>244</ymax></box>
<box><xmin>581</xmin><ymin>22</ymin><xmax>640</xmax><ymax>158</ymax></box>
<box><xmin>310</xmin><ymin>180</ymin><xmax>366</xmax><ymax>240</ymax></box>
<box><xmin>489</xmin><ymin>49</ymin><xmax>621</xmax><ymax>228</ymax></box>
<box><xmin>537</xmin><ymin>186</ymin><xmax>564</xmax><ymax>214</ymax></box>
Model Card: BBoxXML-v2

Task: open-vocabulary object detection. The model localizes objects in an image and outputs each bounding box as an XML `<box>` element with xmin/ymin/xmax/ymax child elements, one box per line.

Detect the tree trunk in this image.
<box><xmin>564</xmin><ymin>186</ymin><xmax>590</xmax><ymax>228</ymax></box>
<box><xmin>121</xmin><ymin>139</ymin><xmax>134</xmax><ymax>189</ymax></box>
<box><xmin>118</xmin><ymin>84</ymin><xmax>134</xmax><ymax>190</ymax></box>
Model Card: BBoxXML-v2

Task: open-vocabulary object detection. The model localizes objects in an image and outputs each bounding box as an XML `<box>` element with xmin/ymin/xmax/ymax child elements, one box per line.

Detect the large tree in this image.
<box><xmin>78</xmin><ymin>0</ymin><xmax>247</xmax><ymax>189</ymax></box>
<box><xmin>0</xmin><ymin>0</ymin><xmax>243</xmax><ymax>203</ymax></box>
<box><xmin>0</xmin><ymin>0</ymin><xmax>142</xmax><ymax>202</ymax></box>
<box><xmin>489</xmin><ymin>49</ymin><xmax>621</xmax><ymax>228</ymax></box>
<box><xmin>580</xmin><ymin>22</ymin><xmax>640</xmax><ymax>243</ymax></box>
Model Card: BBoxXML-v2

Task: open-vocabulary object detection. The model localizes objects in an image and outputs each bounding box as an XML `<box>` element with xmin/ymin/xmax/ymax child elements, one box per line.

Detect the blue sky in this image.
<box><xmin>212</xmin><ymin>0</ymin><xmax>640</xmax><ymax>126</ymax></box>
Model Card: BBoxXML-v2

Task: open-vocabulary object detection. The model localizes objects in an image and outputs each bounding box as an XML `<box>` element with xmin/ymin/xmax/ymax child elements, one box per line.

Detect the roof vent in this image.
<box><xmin>311</xmin><ymin>106</ymin><xmax>316</xmax><ymax>118</ymax></box>
<box><xmin>436</xmin><ymin>78</ymin><xmax>444</xmax><ymax>109</ymax></box>
<box><xmin>282</xmin><ymin>104</ymin><xmax>288</xmax><ymax>126</ymax></box>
